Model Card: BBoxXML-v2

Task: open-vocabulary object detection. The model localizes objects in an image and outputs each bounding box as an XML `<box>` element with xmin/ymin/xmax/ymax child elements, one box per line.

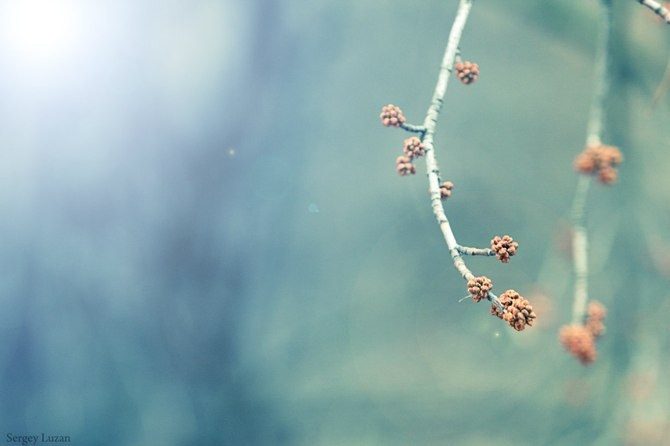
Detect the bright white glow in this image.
<box><xmin>2</xmin><ymin>0</ymin><xmax>80</xmax><ymax>64</ymax></box>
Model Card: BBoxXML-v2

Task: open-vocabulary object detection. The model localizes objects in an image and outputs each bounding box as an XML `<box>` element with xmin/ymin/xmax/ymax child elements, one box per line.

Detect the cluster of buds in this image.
<box><xmin>380</xmin><ymin>105</ymin><xmax>425</xmax><ymax>177</ymax></box>
<box><xmin>467</xmin><ymin>276</ymin><xmax>537</xmax><ymax>331</ymax></box>
<box><xmin>574</xmin><ymin>143</ymin><xmax>623</xmax><ymax>185</ymax></box>
<box><xmin>586</xmin><ymin>301</ymin><xmax>606</xmax><ymax>338</ymax></box>
<box><xmin>491</xmin><ymin>235</ymin><xmax>518</xmax><ymax>263</ymax></box>
<box><xmin>380</xmin><ymin>104</ymin><xmax>406</xmax><ymax>128</ymax></box>
<box><xmin>395</xmin><ymin>137</ymin><xmax>426</xmax><ymax>176</ymax></box>
<box><xmin>396</xmin><ymin>156</ymin><xmax>416</xmax><ymax>176</ymax></box>
<box><xmin>559</xmin><ymin>301</ymin><xmax>607</xmax><ymax>365</ymax></box>
<box><xmin>454</xmin><ymin>61</ymin><xmax>479</xmax><ymax>85</ymax></box>
<box><xmin>467</xmin><ymin>275</ymin><xmax>492</xmax><ymax>302</ymax></box>
<box><xmin>559</xmin><ymin>325</ymin><xmax>596</xmax><ymax>365</ymax></box>
<box><xmin>490</xmin><ymin>290</ymin><xmax>536</xmax><ymax>331</ymax></box>
<box><xmin>402</xmin><ymin>137</ymin><xmax>426</xmax><ymax>159</ymax></box>
<box><xmin>439</xmin><ymin>181</ymin><xmax>454</xmax><ymax>200</ymax></box>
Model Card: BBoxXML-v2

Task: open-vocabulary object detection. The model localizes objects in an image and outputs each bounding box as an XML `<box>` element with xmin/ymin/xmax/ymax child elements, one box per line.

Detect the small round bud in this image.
<box><xmin>574</xmin><ymin>143</ymin><xmax>622</xmax><ymax>185</ymax></box>
<box><xmin>491</xmin><ymin>290</ymin><xmax>536</xmax><ymax>331</ymax></box>
<box><xmin>597</xmin><ymin>166</ymin><xmax>617</xmax><ymax>185</ymax></box>
<box><xmin>454</xmin><ymin>61</ymin><xmax>479</xmax><ymax>85</ymax></box>
<box><xmin>560</xmin><ymin>325</ymin><xmax>597</xmax><ymax>365</ymax></box>
<box><xmin>396</xmin><ymin>155</ymin><xmax>415</xmax><ymax>176</ymax></box>
<box><xmin>439</xmin><ymin>181</ymin><xmax>454</xmax><ymax>200</ymax></box>
<box><xmin>467</xmin><ymin>276</ymin><xmax>492</xmax><ymax>303</ymax></box>
<box><xmin>601</xmin><ymin>145</ymin><xmax>623</xmax><ymax>166</ymax></box>
<box><xmin>574</xmin><ymin>152</ymin><xmax>597</xmax><ymax>174</ymax></box>
<box><xmin>402</xmin><ymin>137</ymin><xmax>426</xmax><ymax>159</ymax></box>
<box><xmin>491</xmin><ymin>235</ymin><xmax>518</xmax><ymax>263</ymax></box>
<box><xmin>586</xmin><ymin>301</ymin><xmax>606</xmax><ymax>337</ymax></box>
<box><xmin>587</xmin><ymin>301</ymin><xmax>606</xmax><ymax>321</ymax></box>
<box><xmin>380</xmin><ymin>104</ymin><xmax>406</xmax><ymax>128</ymax></box>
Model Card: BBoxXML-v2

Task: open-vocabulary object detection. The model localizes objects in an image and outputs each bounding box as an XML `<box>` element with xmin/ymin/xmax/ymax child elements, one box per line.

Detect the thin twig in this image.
<box><xmin>400</xmin><ymin>123</ymin><xmax>427</xmax><ymax>134</ymax></box>
<box><xmin>421</xmin><ymin>0</ymin><xmax>471</xmax><ymax>278</ymax></box>
<box><xmin>571</xmin><ymin>0</ymin><xmax>612</xmax><ymax>325</ymax></box>
<box><xmin>635</xmin><ymin>0</ymin><xmax>670</xmax><ymax>23</ymax></box>
<box><xmin>456</xmin><ymin>245</ymin><xmax>495</xmax><ymax>257</ymax></box>
<box><xmin>416</xmin><ymin>0</ymin><xmax>503</xmax><ymax>311</ymax></box>
<box><xmin>586</xmin><ymin>0</ymin><xmax>611</xmax><ymax>147</ymax></box>
<box><xmin>571</xmin><ymin>176</ymin><xmax>592</xmax><ymax>324</ymax></box>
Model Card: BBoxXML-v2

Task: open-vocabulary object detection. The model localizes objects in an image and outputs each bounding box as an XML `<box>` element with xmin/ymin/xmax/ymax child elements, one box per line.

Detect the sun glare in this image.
<box><xmin>2</xmin><ymin>0</ymin><xmax>80</xmax><ymax>64</ymax></box>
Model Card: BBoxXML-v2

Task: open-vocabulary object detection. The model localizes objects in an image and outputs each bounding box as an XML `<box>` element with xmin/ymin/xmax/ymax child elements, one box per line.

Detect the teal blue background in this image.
<box><xmin>0</xmin><ymin>1</ymin><xmax>669</xmax><ymax>445</ymax></box>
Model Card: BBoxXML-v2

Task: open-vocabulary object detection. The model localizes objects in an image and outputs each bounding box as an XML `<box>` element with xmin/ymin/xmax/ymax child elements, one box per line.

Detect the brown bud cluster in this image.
<box><xmin>454</xmin><ymin>61</ymin><xmax>479</xmax><ymax>85</ymax></box>
<box><xmin>586</xmin><ymin>301</ymin><xmax>606</xmax><ymax>338</ymax></box>
<box><xmin>559</xmin><ymin>325</ymin><xmax>597</xmax><ymax>365</ymax></box>
<box><xmin>439</xmin><ymin>181</ymin><xmax>454</xmax><ymax>200</ymax></box>
<box><xmin>491</xmin><ymin>235</ymin><xmax>518</xmax><ymax>263</ymax></box>
<box><xmin>490</xmin><ymin>290</ymin><xmax>536</xmax><ymax>331</ymax></box>
<box><xmin>380</xmin><ymin>104</ymin><xmax>406</xmax><ymax>128</ymax></box>
<box><xmin>396</xmin><ymin>156</ymin><xmax>416</xmax><ymax>176</ymax></box>
<box><xmin>574</xmin><ymin>143</ymin><xmax>623</xmax><ymax>185</ymax></box>
<box><xmin>559</xmin><ymin>302</ymin><xmax>607</xmax><ymax>365</ymax></box>
<box><xmin>467</xmin><ymin>276</ymin><xmax>492</xmax><ymax>303</ymax></box>
<box><xmin>402</xmin><ymin>137</ymin><xmax>426</xmax><ymax>159</ymax></box>
<box><xmin>381</xmin><ymin>108</ymin><xmax>422</xmax><ymax>176</ymax></box>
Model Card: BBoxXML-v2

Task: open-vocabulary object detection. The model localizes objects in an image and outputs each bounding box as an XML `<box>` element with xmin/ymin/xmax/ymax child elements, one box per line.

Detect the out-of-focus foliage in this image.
<box><xmin>0</xmin><ymin>1</ymin><xmax>669</xmax><ymax>445</ymax></box>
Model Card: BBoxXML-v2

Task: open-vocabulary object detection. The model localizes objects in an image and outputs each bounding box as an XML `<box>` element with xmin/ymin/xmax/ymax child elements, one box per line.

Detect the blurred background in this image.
<box><xmin>0</xmin><ymin>0</ymin><xmax>669</xmax><ymax>444</ymax></box>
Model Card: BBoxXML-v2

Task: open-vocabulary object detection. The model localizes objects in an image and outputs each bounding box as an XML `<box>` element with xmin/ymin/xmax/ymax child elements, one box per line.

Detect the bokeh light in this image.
<box><xmin>1</xmin><ymin>0</ymin><xmax>81</xmax><ymax>65</ymax></box>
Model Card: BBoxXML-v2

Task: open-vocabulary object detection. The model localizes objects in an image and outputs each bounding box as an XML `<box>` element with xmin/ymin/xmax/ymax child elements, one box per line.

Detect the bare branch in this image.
<box><xmin>571</xmin><ymin>0</ymin><xmax>612</xmax><ymax>325</ymax></box>
<box><xmin>456</xmin><ymin>245</ymin><xmax>495</xmax><ymax>257</ymax></box>
<box><xmin>635</xmin><ymin>0</ymin><xmax>670</xmax><ymax>24</ymax></box>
